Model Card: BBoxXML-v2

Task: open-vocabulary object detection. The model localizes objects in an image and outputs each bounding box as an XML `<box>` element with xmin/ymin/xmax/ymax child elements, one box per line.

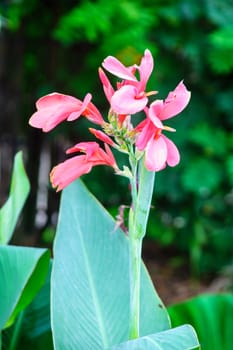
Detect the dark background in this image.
<box><xmin>1</xmin><ymin>0</ymin><xmax>233</xmax><ymax>284</ymax></box>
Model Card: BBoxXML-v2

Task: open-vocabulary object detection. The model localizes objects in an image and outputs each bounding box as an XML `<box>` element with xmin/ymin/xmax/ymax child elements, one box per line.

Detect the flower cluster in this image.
<box><xmin>29</xmin><ymin>49</ymin><xmax>191</xmax><ymax>191</ymax></box>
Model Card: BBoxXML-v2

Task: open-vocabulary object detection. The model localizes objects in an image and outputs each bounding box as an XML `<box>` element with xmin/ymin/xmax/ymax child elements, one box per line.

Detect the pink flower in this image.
<box><xmin>102</xmin><ymin>49</ymin><xmax>156</xmax><ymax>115</ymax></box>
<box><xmin>50</xmin><ymin>142</ymin><xmax>118</xmax><ymax>191</ymax></box>
<box><xmin>29</xmin><ymin>92</ymin><xmax>104</xmax><ymax>132</ymax></box>
<box><xmin>136</xmin><ymin>81</ymin><xmax>191</xmax><ymax>171</ymax></box>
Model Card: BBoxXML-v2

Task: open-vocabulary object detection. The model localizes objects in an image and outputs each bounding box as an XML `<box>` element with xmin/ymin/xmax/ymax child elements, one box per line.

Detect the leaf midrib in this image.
<box><xmin>76</xmin><ymin>215</ymin><xmax>109</xmax><ymax>349</ymax></box>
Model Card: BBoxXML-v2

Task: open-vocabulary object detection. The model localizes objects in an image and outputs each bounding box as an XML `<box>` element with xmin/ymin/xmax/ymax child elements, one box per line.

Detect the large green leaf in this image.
<box><xmin>51</xmin><ymin>180</ymin><xmax>170</xmax><ymax>349</ymax></box>
<box><xmin>181</xmin><ymin>158</ymin><xmax>222</xmax><ymax>195</ymax></box>
<box><xmin>2</xmin><ymin>262</ymin><xmax>53</xmax><ymax>350</ymax></box>
<box><xmin>0</xmin><ymin>151</ymin><xmax>30</xmax><ymax>245</ymax></box>
<box><xmin>168</xmin><ymin>294</ymin><xmax>233</xmax><ymax>350</ymax></box>
<box><xmin>109</xmin><ymin>325</ymin><xmax>199</xmax><ymax>350</ymax></box>
<box><xmin>0</xmin><ymin>245</ymin><xmax>50</xmax><ymax>330</ymax></box>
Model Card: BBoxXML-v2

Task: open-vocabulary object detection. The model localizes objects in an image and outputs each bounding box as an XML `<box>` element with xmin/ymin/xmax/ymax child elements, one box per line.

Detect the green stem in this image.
<box><xmin>128</xmin><ymin>158</ymin><xmax>155</xmax><ymax>339</ymax></box>
<box><xmin>133</xmin><ymin>161</ymin><xmax>155</xmax><ymax>240</ymax></box>
<box><xmin>128</xmin><ymin>230</ymin><xmax>142</xmax><ymax>339</ymax></box>
<box><xmin>128</xmin><ymin>152</ymin><xmax>138</xmax><ymax>207</ymax></box>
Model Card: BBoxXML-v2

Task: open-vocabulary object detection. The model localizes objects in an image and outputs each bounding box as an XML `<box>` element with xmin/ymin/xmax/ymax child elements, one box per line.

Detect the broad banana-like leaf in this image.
<box><xmin>0</xmin><ymin>245</ymin><xmax>50</xmax><ymax>330</ymax></box>
<box><xmin>109</xmin><ymin>324</ymin><xmax>199</xmax><ymax>349</ymax></box>
<box><xmin>0</xmin><ymin>151</ymin><xmax>30</xmax><ymax>244</ymax></box>
<box><xmin>51</xmin><ymin>180</ymin><xmax>170</xmax><ymax>349</ymax></box>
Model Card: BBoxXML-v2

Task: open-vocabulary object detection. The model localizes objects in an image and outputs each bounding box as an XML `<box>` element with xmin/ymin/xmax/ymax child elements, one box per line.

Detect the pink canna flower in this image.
<box><xmin>102</xmin><ymin>49</ymin><xmax>157</xmax><ymax>115</ymax></box>
<box><xmin>29</xmin><ymin>92</ymin><xmax>104</xmax><ymax>132</ymax></box>
<box><xmin>50</xmin><ymin>142</ymin><xmax>118</xmax><ymax>191</ymax></box>
<box><xmin>136</xmin><ymin>81</ymin><xmax>191</xmax><ymax>172</ymax></box>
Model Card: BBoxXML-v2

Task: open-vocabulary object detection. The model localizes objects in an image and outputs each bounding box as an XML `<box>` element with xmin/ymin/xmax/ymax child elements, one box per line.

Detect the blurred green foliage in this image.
<box><xmin>1</xmin><ymin>0</ymin><xmax>233</xmax><ymax>278</ymax></box>
<box><xmin>168</xmin><ymin>294</ymin><xmax>233</xmax><ymax>350</ymax></box>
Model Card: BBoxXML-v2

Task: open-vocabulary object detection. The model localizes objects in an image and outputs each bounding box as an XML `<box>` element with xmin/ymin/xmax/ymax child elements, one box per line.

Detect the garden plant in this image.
<box><xmin>29</xmin><ymin>49</ymin><xmax>198</xmax><ymax>348</ymax></box>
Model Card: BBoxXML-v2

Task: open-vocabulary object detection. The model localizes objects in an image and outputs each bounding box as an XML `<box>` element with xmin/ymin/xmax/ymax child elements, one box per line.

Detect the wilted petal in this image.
<box><xmin>159</xmin><ymin>81</ymin><xmax>191</xmax><ymax>120</ymax></box>
<box><xmin>102</xmin><ymin>56</ymin><xmax>137</xmax><ymax>81</ymax></box>
<box><xmin>50</xmin><ymin>155</ymin><xmax>92</xmax><ymax>191</ymax></box>
<box><xmin>162</xmin><ymin>135</ymin><xmax>180</xmax><ymax>167</ymax></box>
<box><xmin>111</xmin><ymin>85</ymin><xmax>148</xmax><ymax>115</ymax></box>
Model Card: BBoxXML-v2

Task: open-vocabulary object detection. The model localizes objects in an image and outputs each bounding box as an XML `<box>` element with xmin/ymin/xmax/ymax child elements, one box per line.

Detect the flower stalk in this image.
<box><xmin>128</xmin><ymin>230</ymin><xmax>142</xmax><ymax>339</ymax></box>
<box><xmin>128</xmin><ymin>157</ymin><xmax>155</xmax><ymax>339</ymax></box>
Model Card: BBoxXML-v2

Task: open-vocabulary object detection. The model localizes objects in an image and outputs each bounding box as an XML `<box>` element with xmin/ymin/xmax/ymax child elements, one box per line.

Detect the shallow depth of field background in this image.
<box><xmin>1</xmin><ymin>0</ymin><xmax>233</xmax><ymax>297</ymax></box>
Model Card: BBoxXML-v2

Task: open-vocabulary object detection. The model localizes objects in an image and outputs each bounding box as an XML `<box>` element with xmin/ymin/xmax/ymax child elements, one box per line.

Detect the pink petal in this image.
<box><xmin>67</xmin><ymin>93</ymin><xmax>92</xmax><ymax>121</ymax></box>
<box><xmin>103</xmin><ymin>143</ymin><xmax>117</xmax><ymax>167</ymax></box>
<box><xmin>145</xmin><ymin>136</ymin><xmax>167</xmax><ymax>171</ymax></box>
<box><xmin>66</xmin><ymin>142</ymin><xmax>99</xmax><ymax>157</ymax></box>
<box><xmin>162</xmin><ymin>135</ymin><xmax>180</xmax><ymax>167</ymax></box>
<box><xmin>36</xmin><ymin>93</ymin><xmax>79</xmax><ymax>110</ymax></box>
<box><xmin>148</xmin><ymin>100</ymin><xmax>164</xmax><ymax>128</ymax></box>
<box><xmin>159</xmin><ymin>81</ymin><xmax>191</xmax><ymax>120</ymax></box>
<box><xmin>29</xmin><ymin>109</ymin><xmax>55</xmax><ymax>131</ymax></box>
<box><xmin>80</xmin><ymin>143</ymin><xmax>117</xmax><ymax>168</ymax></box>
<box><xmin>102</xmin><ymin>56</ymin><xmax>137</xmax><ymax>82</ymax></box>
<box><xmin>111</xmin><ymin>85</ymin><xmax>148</xmax><ymax>115</ymax></box>
<box><xmin>29</xmin><ymin>105</ymin><xmax>77</xmax><ymax>132</ymax></box>
<box><xmin>98</xmin><ymin>68</ymin><xmax>115</xmax><ymax>102</ymax></box>
<box><xmin>30</xmin><ymin>92</ymin><xmax>83</xmax><ymax>131</ymax></box>
<box><xmin>138</xmin><ymin>49</ymin><xmax>154</xmax><ymax>91</ymax></box>
<box><xmin>136</xmin><ymin>119</ymin><xmax>155</xmax><ymax>151</ymax></box>
<box><xmin>85</xmin><ymin>102</ymin><xmax>104</xmax><ymax>125</ymax></box>
<box><xmin>50</xmin><ymin>155</ymin><xmax>92</xmax><ymax>191</ymax></box>
<box><xmin>118</xmin><ymin>114</ymin><xmax>128</xmax><ymax>126</ymax></box>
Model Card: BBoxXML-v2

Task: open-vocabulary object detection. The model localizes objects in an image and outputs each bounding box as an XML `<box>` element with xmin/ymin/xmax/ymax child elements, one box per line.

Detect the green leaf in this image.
<box><xmin>51</xmin><ymin>180</ymin><xmax>170</xmax><ymax>349</ymax></box>
<box><xmin>0</xmin><ymin>151</ymin><xmax>30</xmax><ymax>245</ymax></box>
<box><xmin>181</xmin><ymin>158</ymin><xmax>222</xmax><ymax>195</ymax></box>
<box><xmin>0</xmin><ymin>245</ymin><xmax>50</xmax><ymax>330</ymax></box>
<box><xmin>2</xmin><ymin>262</ymin><xmax>53</xmax><ymax>350</ymax></box>
<box><xmin>189</xmin><ymin>123</ymin><xmax>227</xmax><ymax>156</ymax></box>
<box><xmin>226</xmin><ymin>155</ymin><xmax>233</xmax><ymax>186</ymax></box>
<box><xmin>205</xmin><ymin>0</ymin><xmax>233</xmax><ymax>26</ymax></box>
<box><xmin>168</xmin><ymin>294</ymin><xmax>233</xmax><ymax>350</ymax></box>
<box><xmin>109</xmin><ymin>325</ymin><xmax>199</xmax><ymax>349</ymax></box>
<box><xmin>207</xmin><ymin>26</ymin><xmax>233</xmax><ymax>73</ymax></box>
